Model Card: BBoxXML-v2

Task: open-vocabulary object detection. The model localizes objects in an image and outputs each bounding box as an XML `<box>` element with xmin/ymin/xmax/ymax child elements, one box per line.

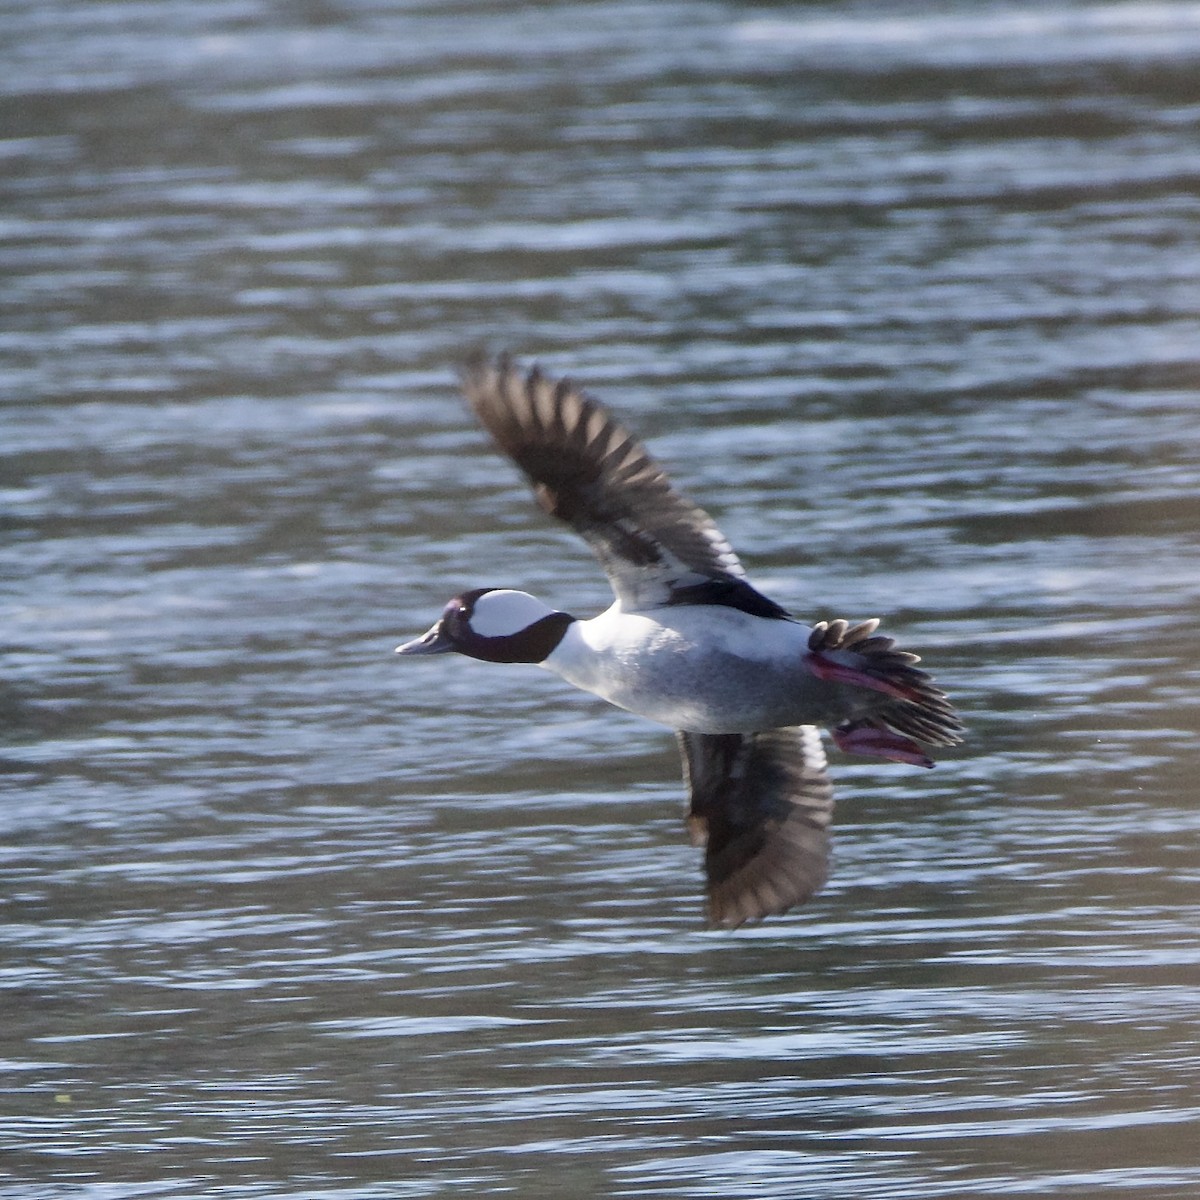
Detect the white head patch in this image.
<box><xmin>469</xmin><ymin>590</ymin><xmax>554</xmax><ymax>638</ymax></box>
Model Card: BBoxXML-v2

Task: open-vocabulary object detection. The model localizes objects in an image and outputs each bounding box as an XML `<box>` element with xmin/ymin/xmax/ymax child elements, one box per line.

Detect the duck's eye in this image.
<box><xmin>442</xmin><ymin>601</ymin><xmax>470</xmax><ymax>637</ymax></box>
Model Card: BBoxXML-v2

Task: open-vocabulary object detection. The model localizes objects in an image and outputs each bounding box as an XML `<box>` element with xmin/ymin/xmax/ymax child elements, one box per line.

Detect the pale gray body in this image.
<box><xmin>545</xmin><ymin>602</ymin><xmax>859</xmax><ymax>734</ymax></box>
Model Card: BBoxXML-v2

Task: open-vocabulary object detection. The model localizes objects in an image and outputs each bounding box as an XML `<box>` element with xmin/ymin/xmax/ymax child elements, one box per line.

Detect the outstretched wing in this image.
<box><xmin>461</xmin><ymin>354</ymin><xmax>787</xmax><ymax>615</ymax></box>
<box><xmin>678</xmin><ymin>726</ymin><xmax>835</xmax><ymax>928</ymax></box>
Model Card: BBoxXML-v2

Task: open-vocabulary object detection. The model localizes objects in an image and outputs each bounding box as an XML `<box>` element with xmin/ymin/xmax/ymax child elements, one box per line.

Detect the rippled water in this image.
<box><xmin>3</xmin><ymin>1</ymin><xmax>1200</xmax><ymax>1196</ymax></box>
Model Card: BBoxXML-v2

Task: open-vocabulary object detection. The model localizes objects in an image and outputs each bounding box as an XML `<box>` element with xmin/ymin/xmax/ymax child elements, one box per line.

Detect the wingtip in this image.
<box><xmin>460</xmin><ymin>346</ymin><xmax>503</xmax><ymax>384</ymax></box>
<box><xmin>704</xmin><ymin>882</ymin><xmax>816</xmax><ymax>930</ymax></box>
<box><xmin>462</xmin><ymin>351</ymin><xmax>551</xmax><ymax>425</ymax></box>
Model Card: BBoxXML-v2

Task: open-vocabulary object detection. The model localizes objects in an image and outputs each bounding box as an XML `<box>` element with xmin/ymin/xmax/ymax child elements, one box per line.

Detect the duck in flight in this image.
<box><xmin>398</xmin><ymin>354</ymin><xmax>963</xmax><ymax>927</ymax></box>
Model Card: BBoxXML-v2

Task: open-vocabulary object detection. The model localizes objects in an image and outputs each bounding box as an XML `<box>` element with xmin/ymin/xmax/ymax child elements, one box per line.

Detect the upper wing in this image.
<box><xmin>678</xmin><ymin>726</ymin><xmax>835</xmax><ymax>928</ymax></box>
<box><xmin>461</xmin><ymin>354</ymin><xmax>786</xmax><ymax>615</ymax></box>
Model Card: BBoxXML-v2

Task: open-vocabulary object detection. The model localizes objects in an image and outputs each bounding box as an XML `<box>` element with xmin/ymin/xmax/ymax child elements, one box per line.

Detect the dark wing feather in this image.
<box><xmin>678</xmin><ymin>726</ymin><xmax>835</xmax><ymax>928</ymax></box>
<box><xmin>462</xmin><ymin>354</ymin><xmax>785</xmax><ymax>614</ymax></box>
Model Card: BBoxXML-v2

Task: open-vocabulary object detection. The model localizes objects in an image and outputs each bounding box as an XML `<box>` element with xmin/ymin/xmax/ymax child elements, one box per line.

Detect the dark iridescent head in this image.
<box><xmin>395</xmin><ymin>587</ymin><xmax>574</xmax><ymax>664</ymax></box>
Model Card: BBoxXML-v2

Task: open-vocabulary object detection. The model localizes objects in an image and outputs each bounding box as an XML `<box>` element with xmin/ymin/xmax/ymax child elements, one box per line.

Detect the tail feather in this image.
<box><xmin>809</xmin><ymin>618</ymin><xmax>964</xmax><ymax>749</ymax></box>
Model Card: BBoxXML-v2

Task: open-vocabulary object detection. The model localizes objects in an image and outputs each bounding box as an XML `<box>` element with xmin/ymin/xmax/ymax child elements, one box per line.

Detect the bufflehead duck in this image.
<box><xmin>398</xmin><ymin>354</ymin><xmax>963</xmax><ymax>927</ymax></box>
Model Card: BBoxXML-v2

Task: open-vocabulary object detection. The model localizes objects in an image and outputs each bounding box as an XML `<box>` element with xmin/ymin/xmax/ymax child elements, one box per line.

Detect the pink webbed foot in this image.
<box><xmin>805</xmin><ymin>649</ymin><xmax>923</xmax><ymax>703</ymax></box>
<box><xmin>832</xmin><ymin>721</ymin><xmax>934</xmax><ymax>768</ymax></box>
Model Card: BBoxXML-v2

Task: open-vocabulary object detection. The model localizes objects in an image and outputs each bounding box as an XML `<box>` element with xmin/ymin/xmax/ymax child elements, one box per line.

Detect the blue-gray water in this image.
<box><xmin>3</xmin><ymin>2</ymin><xmax>1200</xmax><ymax>1196</ymax></box>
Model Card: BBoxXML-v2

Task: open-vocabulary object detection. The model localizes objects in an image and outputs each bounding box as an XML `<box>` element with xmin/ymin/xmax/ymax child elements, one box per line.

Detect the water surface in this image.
<box><xmin>3</xmin><ymin>2</ymin><xmax>1200</xmax><ymax>1196</ymax></box>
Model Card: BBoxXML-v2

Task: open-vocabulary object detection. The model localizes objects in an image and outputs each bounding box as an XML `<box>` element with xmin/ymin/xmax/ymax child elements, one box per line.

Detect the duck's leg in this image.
<box><xmin>805</xmin><ymin>648</ymin><xmax>924</xmax><ymax>702</ymax></box>
<box><xmin>831</xmin><ymin>719</ymin><xmax>933</xmax><ymax>768</ymax></box>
